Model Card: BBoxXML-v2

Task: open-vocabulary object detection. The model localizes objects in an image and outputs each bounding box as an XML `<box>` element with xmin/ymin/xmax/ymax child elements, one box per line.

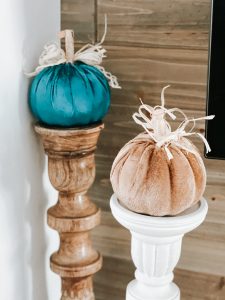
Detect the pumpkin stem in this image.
<box><xmin>59</xmin><ymin>30</ymin><xmax>75</xmax><ymax>63</ymax></box>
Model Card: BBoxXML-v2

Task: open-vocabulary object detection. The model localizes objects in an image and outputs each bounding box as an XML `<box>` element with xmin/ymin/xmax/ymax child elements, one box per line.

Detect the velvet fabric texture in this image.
<box><xmin>29</xmin><ymin>62</ymin><xmax>111</xmax><ymax>127</ymax></box>
<box><xmin>110</xmin><ymin>132</ymin><xmax>206</xmax><ymax>216</ymax></box>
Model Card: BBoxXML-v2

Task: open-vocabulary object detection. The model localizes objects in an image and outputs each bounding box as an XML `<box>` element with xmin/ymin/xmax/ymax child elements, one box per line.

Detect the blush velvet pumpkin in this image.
<box><xmin>110</xmin><ymin>133</ymin><xmax>206</xmax><ymax>216</ymax></box>
<box><xmin>29</xmin><ymin>61</ymin><xmax>111</xmax><ymax>127</ymax></box>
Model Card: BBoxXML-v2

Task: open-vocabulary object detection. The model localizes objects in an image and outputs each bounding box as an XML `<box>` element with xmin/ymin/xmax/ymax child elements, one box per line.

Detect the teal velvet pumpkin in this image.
<box><xmin>29</xmin><ymin>61</ymin><xmax>111</xmax><ymax>127</ymax></box>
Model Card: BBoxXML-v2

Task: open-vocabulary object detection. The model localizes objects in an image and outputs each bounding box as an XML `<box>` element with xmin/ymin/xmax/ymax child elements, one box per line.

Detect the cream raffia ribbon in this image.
<box><xmin>26</xmin><ymin>16</ymin><xmax>121</xmax><ymax>89</ymax></box>
<box><xmin>133</xmin><ymin>85</ymin><xmax>215</xmax><ymax>160</ymax></box>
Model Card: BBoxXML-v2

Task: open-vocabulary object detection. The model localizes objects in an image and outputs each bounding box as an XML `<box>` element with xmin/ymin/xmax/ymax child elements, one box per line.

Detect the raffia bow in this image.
<box><xmin>26</xmin><ymin>16</ymin><xmax>121</xmax><ymax>89</ymax></box>
<box><xmin>133</xmin><ymin>85</ymin><xmax>215</xmax><ymax>160</ymax></box>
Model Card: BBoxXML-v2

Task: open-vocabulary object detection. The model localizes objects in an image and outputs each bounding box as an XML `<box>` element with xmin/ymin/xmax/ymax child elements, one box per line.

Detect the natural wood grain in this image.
<box><xmin>88</xmin><ymin>44</ymin><xmax>225</xmax><ymax>298</ymax></box>
<box><xmin>98</xmin><ymin>0</ymin><xmax>211</xmax><ymax>49</ymax></box>
<box><xmin>35</xmin><ymin>123</ymin><xmax>104</xmax><ymax>300</ymax></box>
<box><xmin>60</xmin><ymin>1</ymin><xmax>225</xmax><ymax>298</ymax></box>
<box><xmin>101</xmin><ymin>45</ymin><xmax>208</xmax><ymax>110</ymax></box>
<box><xmin>94</xmin><ymin>256</ymin><xmax>225</xmax><ymax>300</ymax></box>
<box><xmin>175</xmin><ymin>269</ymin><xmax>225</xmax><ymax>300</ymax></box>
<box><xmin>93</xmin><ymin>43</ymin><xmax>211</xmax><ymax>155</ymax></box>
<box><xmin>94</xmin><ymin>256</ymin><xmax>133</xmax><ymax>300</ymax></box>
<box><xmin>61</xmin><ymin>0</ymin><xmax>95</xmax><ymax>43</ymax></box>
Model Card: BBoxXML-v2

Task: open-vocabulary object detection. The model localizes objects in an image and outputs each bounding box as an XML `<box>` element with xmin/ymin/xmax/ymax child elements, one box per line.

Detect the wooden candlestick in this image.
<box><xmin>35</xmin><ymin>123</ymin><xmax>104</xmax><ymax>300</ymax></box>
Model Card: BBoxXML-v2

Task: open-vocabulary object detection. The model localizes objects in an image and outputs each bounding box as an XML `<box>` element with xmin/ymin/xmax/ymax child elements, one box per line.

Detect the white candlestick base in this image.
<box><xmin>110</xmin><ymin>194</ymin><xmax>208</xmax><ymax>300</ymax></box>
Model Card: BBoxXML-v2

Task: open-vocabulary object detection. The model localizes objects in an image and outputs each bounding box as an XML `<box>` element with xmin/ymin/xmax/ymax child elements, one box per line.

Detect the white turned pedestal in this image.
<box><xmin>110</xmin><ymin>194</ymin><xmax>208</xmax><ymax>300</ymax></box>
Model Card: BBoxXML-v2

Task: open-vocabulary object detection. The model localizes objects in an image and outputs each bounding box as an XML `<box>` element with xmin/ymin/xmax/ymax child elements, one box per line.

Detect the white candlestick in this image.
<box><xmin>110</xmin><ymin>194</ymin><xmax>208</xmax><ymax>300</ymax></box>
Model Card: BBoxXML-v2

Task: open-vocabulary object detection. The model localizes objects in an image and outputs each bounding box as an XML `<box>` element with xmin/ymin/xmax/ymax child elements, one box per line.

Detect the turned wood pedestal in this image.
<box><xmin>110</xmin><ymin>194</ymin><xmax>208</xmax><ymax>300</ymax></box>
<box><xmin>35</xmin><ymin>123</ymin><xmax>104</xmax><ymax>300</ymax></box>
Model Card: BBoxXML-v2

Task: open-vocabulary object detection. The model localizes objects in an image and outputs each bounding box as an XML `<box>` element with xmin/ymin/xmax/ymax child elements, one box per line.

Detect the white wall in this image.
<box><xmin>0</xmin><ymin>1</ymin><xmax>61</xmax><ymax>299</ymax></box>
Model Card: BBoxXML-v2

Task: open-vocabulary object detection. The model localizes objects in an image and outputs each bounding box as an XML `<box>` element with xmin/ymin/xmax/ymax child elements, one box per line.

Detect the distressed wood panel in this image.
<box><xmin>98</xmin><ymin>0</ymin><xmax>211</xmax><ymax>49</ymax></box>
<box><xmin>175</xmin><ymin>269</ymin><xmax>225</xmax><ymax>300</ymax></box>
<box><xmin>94</xmin><ymin>256</ymin><xmax>133</xmax><ymax>300</ymax></box>
<box><xmin>60</xmin><ymin>1</ymin><xmax>225</xmax><ymax>298</ymax></box>
<box><xmin>102</xmin><ymin>45</ymin><xmax>208</xmax><ymax>110</ymax></box>
<box><xmin>94</xmin><ymin>256</ymin><xmax>225</xmax><ymax>300</ymax></box>
<box><xmin>93</xmin><ymin>44</ymin><xmax>210</xmax><ymax>157</ymax></box>
<box><xmin>61</xmin><ymin>0</ymin><xmax>95</xmax><ymax>42</ymax></box>
<box><xmin>92</xmin><ymin>210</ymin><xmax>225</xmax><ymax>277</ymax></box>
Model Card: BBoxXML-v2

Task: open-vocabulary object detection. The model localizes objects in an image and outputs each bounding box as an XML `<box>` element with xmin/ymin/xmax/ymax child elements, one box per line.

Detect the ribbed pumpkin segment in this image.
<box><xmin>184</xmin><ymin>150</ymin><xmax>207</xmax><ymax>205</ymax></box>
<box><xmin>110</xmin><ymin>134</ymin><xmax>206</xmax><ymax>216</ymax></box>
<box><xmin>29</xmin><ymin>62</ymin><xmax>111</xmax><ymax>127</ymax></box>
<box><xmin>168</xmin><ymin>147</ymin><xmax>197</xmax><ymax>215</ymax></box>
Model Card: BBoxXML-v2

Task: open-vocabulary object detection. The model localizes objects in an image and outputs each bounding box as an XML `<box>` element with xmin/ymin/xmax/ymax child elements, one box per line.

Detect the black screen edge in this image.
<box><xmin>204</xmin><ymin>0</ymin><xmax>224</xmax><ymax>160</ymax></box>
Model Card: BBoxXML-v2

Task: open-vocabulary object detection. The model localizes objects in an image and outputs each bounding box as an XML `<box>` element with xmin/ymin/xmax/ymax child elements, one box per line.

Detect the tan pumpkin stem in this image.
<box><xmin>132</xmin><ymin>86</ymin><xmax>214</xmax><ymax>160</ymax></box>
<box><xmin>59</xmin><ymin>30</ymin><xmax>75</xmax><ymax>63</ymax></box>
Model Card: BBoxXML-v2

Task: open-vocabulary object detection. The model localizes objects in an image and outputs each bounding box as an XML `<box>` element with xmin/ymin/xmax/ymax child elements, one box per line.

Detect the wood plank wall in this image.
<box><xmin>61</xmin><ymin>1</ymin><xmax>225</xmax><ymax>298</ymax></box>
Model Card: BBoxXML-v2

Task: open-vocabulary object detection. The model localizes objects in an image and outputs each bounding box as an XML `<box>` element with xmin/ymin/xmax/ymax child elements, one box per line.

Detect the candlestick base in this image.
<box><xmin>35</xmin><ymin>123</ymin><xmax>104</xmax><ymax>300</ymax></box>
<box><xmin>110</xmin><ymin>194</ymin><xmax>208</xmax><ymax>300</ymax></box>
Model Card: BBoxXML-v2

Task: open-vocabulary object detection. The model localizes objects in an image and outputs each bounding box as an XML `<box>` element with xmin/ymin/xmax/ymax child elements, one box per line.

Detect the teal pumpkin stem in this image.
<box><xmin>26</xmin><ymin>17</ymin><xmax>121</xmax><ymax>89</ymax></box>
<box><xmin>59</xmin><ymin>30</ymin><xmax>75</xmax><ymax>63</ymax></box>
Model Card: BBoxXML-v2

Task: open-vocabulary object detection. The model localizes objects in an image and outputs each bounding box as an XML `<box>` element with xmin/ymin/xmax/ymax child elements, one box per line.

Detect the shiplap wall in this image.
<box><xmin>61</xmin><ymin>1</ymin><xmax>225</xmax><ymax>298</ymax></box>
